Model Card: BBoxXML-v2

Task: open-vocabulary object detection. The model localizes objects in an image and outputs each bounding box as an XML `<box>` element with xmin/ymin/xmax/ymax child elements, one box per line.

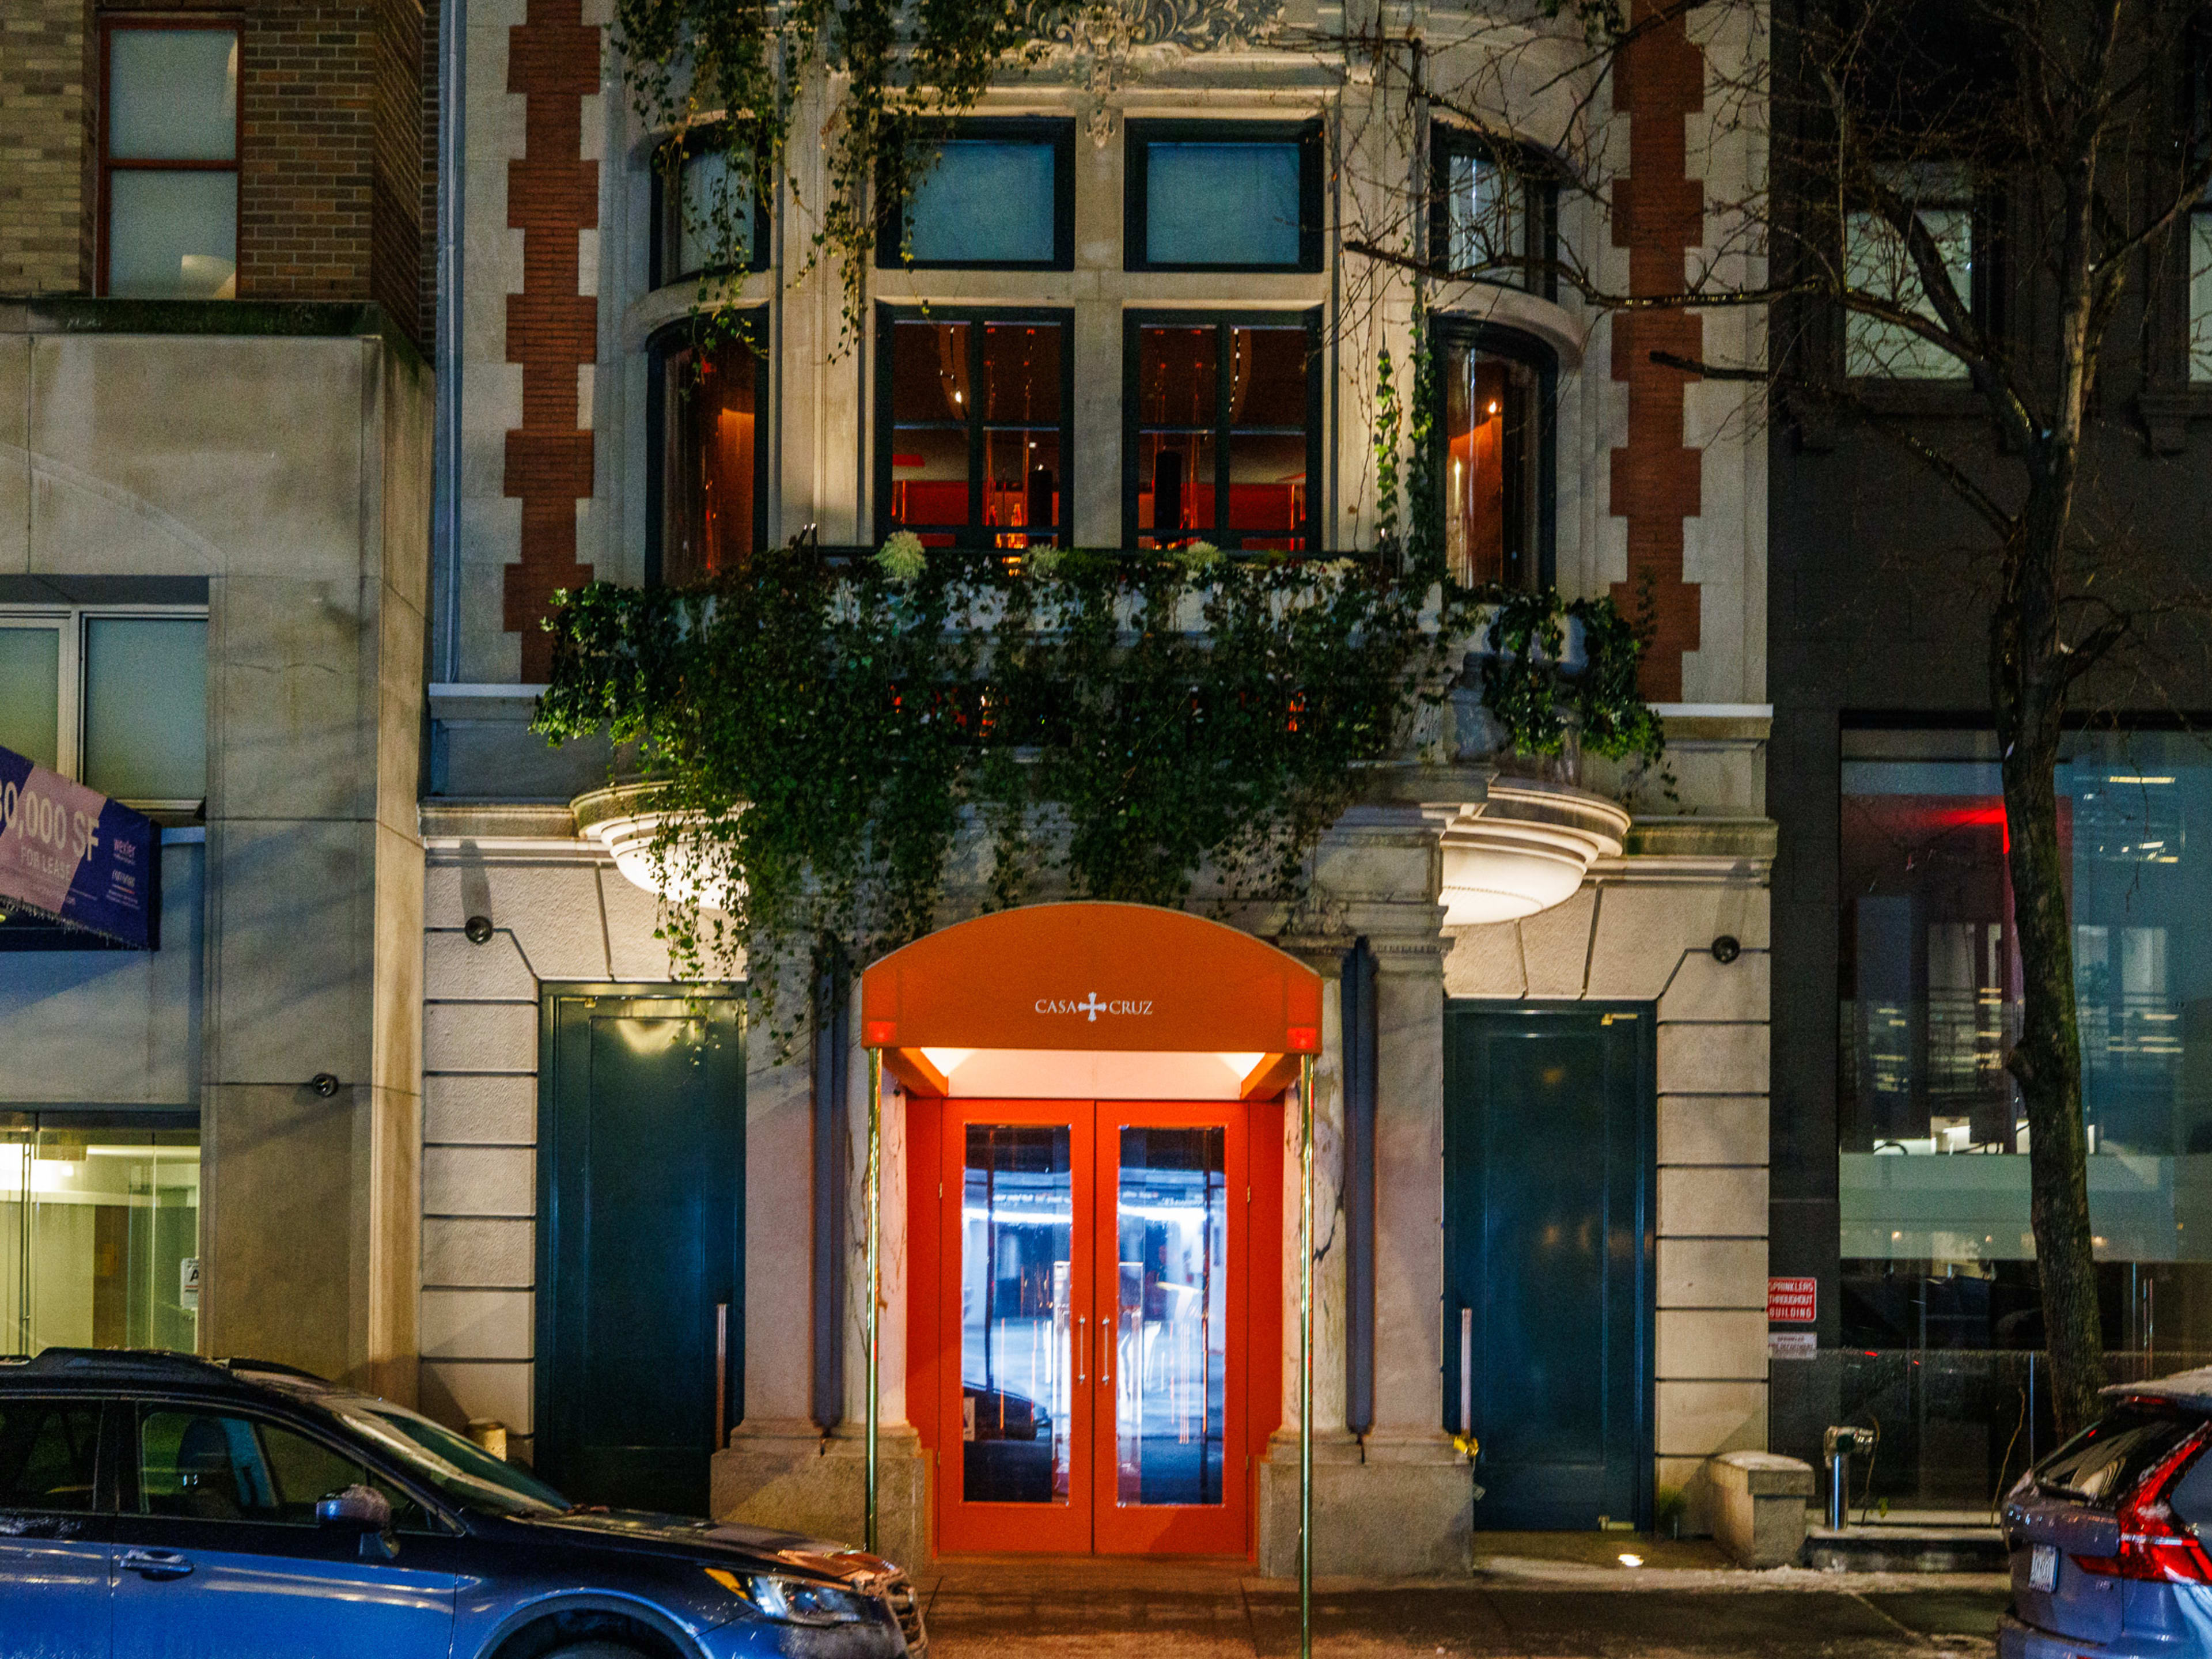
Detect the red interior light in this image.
<box><xmin>862</xmin><ymin>1020</ymin><xmax>897</xmax><ymax>1046</ymax></box>
<box><xmin>1285</xmin><ymin>1026</ymin><xmax>1319</xmax><ymax>1052</ymax></box>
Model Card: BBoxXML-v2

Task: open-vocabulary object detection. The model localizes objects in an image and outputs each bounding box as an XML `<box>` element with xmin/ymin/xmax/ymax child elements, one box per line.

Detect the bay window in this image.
<box><xmin>1430</xmin><ymin>127</ymin><xmax>1559</xmax><ymax>296</ymax></box>
<box><xmin>1431</xmin><ymin>320</ymin><xmax>1554</xmax><ymax>589</ymax></box>
<box><xmin>650</xmin><ymin>321</ymin><xmax>768</xmax><ymax>585</ymax></box>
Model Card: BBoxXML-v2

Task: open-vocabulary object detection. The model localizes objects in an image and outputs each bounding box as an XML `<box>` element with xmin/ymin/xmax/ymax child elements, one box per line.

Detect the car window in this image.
<box><xmin>0</xmin><ymin>1400</ymin><xmax>100</xmax><ymax>1513</ymax></box>
<box><xmin>2033</xmin><ymin>1403</ymin><xmax>2205</xmax><ymax>1508</ymax></box>
<box><xmin>136</xmin><ymin>1408</ymin><xmax>430</xmax><ymax>1530</ymax></box>
<box><xmin>330</xmin><ymin>1399</ymin><xmax>569</xmax><ymax>1517</ymax></box>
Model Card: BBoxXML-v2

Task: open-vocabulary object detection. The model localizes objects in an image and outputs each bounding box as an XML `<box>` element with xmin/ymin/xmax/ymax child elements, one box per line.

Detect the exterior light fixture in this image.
<box><xmin>1438</xmin><ymin>781</ymin><xmax>1630</xmax><ymax>925</ymax></box>
<box><xmin>464</xmin><ymin>914</ymin><xmax>495</xmax><ymax>945</ymax></box>
<box><xmin>1710</xmin><ymin>934</ymin><xmax>1741</xmax><ymax>964</ymax></box>
<box><xmin>572</xmin><ymin>783</ymin><xmax>741</xmax><ymax>913</ymax></box>
<box><xmin>310</xmin><ymin>1073</ymin><xmax>340</xmax><ymax>1098</ymax></box>
<box><xmin>1617</xmin><ymin>1552</ymin><xmax>1643</xmax><ymax>1567</ymax></box>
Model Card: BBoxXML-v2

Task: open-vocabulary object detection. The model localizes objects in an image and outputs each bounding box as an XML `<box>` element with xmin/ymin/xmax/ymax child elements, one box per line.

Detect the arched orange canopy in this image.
<box><xmin>860</xmin><ymin>902</ymin><xmax>1323</xmax><ymax>1097</ymax></box>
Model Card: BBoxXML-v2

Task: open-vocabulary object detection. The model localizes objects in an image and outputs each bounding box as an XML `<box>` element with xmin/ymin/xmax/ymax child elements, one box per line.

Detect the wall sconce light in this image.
<box><xmin>464</xmin><ymin>915</ymin><xmax>495</xmax><ymax>945</ymax></box>
<box><xmin>1710</xmin><ymin>935</ymin><xmax>1741</xmax><ymax>964</ymax></box>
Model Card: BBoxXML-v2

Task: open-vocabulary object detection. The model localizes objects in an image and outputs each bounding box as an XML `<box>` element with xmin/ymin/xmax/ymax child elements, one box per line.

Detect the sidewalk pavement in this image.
<box><xmin>915</xmin><ymin>1538</ymin><xmax>2010</xmax><ymax>1658</ymax></box>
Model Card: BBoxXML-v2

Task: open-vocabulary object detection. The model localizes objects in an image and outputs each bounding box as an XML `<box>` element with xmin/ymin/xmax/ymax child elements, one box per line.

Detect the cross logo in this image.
<box><xmin>1077</xmin><ymin>993</ymin><xmax>1108</xmax><ymax>1022</ymax></box>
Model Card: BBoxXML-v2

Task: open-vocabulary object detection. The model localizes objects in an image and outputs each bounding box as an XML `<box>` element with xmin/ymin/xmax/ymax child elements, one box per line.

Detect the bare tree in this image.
<box><xmin>1339</xmin><ymin>0</ymin><xmax>2212</xmax><ymax>1433</ymax></box>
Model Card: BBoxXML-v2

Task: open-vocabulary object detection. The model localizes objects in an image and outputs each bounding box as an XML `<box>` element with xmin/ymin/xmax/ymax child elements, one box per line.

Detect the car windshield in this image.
<box><xmin>2033</xmin><ymin>1403</ymin><xmax>2203</xmax><ymax>1508</ymax></box>
<box><xmin>331</xmin><ymin>1399</ymin><xmax>571</xmax><ymax>1516</ymax></box>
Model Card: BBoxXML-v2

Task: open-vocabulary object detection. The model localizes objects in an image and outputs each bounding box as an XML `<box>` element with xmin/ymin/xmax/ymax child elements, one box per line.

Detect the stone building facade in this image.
<box><xmin>417</xmin><ymin>0</ymin><xmax>1779</xmax><ymax>1568</ymax></box>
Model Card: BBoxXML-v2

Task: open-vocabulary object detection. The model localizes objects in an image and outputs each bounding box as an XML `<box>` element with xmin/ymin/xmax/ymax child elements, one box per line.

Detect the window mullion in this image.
<box><xmin>968</xmin><ymin>320</ymin><xmax>986</xmax><ymax>544</ymax></box>
<box><xmin>59</xmin><ymin>612</ymin><xmax>84</xmax><ymax>783</ymax></box>
<box><xmin>1215</xmin><ymin>324</ymin><xmax>1233</xmax><ymax>548</ymax></box>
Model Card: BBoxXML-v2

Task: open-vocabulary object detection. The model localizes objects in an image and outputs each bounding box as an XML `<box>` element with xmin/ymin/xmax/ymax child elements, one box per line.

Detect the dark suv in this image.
<box><xmin>0</xmin><ymin>1348</ymin><xmax>925</xmax><ymax>1659</ymax></box>
<box><xmin>2001</xmin><ymin>1369</ymin><xmax>2212</xmax><ymax>1658</ymax></box>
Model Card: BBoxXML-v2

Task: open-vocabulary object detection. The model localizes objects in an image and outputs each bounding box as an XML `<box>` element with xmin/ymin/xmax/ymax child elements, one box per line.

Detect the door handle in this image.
<box><xmin>1076</xmin><ymin>1316</ymin><xmax>1086</xmax><ymax>1384</ymax></box>
<box><xmin>121</xmin><ymin>1549</ymin><xmax>193</xmax><ymax>1580</ymax></box>
<box><xmin>715</xmin><ymin>1301</ymin><xmax>730</xmax><ymax>1450</ymax></box>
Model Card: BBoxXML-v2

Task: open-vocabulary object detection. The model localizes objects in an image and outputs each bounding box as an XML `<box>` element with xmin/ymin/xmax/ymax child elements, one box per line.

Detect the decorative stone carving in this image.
<box><xmin>1022</xmin><ymin>0</ymin><xmax>1288</xmax><ymax>143</ymax></box>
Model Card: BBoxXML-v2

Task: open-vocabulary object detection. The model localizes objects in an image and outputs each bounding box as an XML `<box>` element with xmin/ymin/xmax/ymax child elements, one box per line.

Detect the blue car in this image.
<box><xmin>0</xmin><ymin>1348</ymin><xmax>925</xmax><ymax>1659</ymax></box>
<box><xmin>2002</xmin><ymin>1369</ymin><xmax>2212</xmax><ymax>1657</ymax></box>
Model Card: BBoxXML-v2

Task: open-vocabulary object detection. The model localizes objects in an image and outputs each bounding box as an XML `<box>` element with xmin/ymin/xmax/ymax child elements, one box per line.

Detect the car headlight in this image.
<box><xmin>706</xmin><ymin>1567</ymin><xmax>872</xmax><ymax>1626</ymax></box>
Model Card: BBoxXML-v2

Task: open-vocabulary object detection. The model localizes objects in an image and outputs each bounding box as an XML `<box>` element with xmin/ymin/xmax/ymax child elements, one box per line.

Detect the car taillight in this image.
<box><xmin>2073</xmin><ymin>1429</ymin><xmax>2212</xmax><ymax>1584</ymax></box>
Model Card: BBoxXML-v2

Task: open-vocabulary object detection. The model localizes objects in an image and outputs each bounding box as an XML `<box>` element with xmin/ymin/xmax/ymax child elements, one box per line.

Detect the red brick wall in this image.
<box><xmin>1608</xmin><ymin>0</ymin><xmax>1706</xmax><ymax>703</ymax></box>
<box><xmin>500</xmin><ymin>0</ymin><xmax>600</xmax><ymax>679</ymax></box>
<box><xmin>69</xmin><ymin>0</ymin><xmax>428</xmax><ymax>347</ymax></box>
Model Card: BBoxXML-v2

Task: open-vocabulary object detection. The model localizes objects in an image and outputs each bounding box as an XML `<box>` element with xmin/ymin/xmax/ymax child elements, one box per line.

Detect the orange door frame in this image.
<box><xmin>910</xmin><ymin>1094</ymin><xmax>1283</xmax><ymax>1558</ymax></box>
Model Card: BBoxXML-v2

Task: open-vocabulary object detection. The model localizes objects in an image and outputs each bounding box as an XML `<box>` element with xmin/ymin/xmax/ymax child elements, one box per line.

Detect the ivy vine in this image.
<box><xmin>618</xmin><ymin>0</ymin><xmax>1069</xmax><ymax>340</ymax></box>
<box><xmin>536</xmin><ymin>537</ymin><xmax>1666</xmax><ymax>1039</ymax></box>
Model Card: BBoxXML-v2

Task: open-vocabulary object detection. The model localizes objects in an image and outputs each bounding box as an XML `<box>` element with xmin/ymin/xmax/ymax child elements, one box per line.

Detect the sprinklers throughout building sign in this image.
<box><xmin>0</xmin><ymin>743</ymin><xmax>158</xmax><ymax>949</ymax></box>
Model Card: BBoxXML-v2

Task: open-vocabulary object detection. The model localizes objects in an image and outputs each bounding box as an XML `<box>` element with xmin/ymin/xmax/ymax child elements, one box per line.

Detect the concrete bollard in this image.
<box><xmin>1706</xmin><ymin>1451</ymin><xmax>1816</xmax><ymax>1567</ymax></box>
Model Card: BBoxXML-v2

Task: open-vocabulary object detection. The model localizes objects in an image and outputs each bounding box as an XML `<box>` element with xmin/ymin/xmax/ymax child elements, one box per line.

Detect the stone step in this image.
<box><xmin>1801</xmin><ymin>1525</ymin><xmax>2009</xmax><ymax>1574</ymax></box>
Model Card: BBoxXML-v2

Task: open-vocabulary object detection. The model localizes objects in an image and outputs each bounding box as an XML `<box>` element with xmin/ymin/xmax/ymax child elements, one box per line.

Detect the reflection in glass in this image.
<box><xmin>1838</xmin><ymin>730</ymin><xmax>2212</xmax><ymax>1353</ymax></box>
<box><xmin>662</xmin><ymin>336</ymin><xmax>762</xmax><ymax>584</ymax></box>
<box><xmin>1445</xmin><ymin>147</ymin><xmax>1524</xmax><ymax>281</ymax></box>
<box><xmin>107</xmin><ymin>172</ymin><xmax>237</xmax><ymax>300</ymax></box>
<box><xmin>673</xmin><ymin>149</ymin><xmax>756</xmax><ymax>277</ymax></box>
<box><xmin>82</xmin><ymin>616</ymin><xmax>207</xmax><ymax>802</ymax></box>
<box><xmin>1144</xmin><ymin>143</ymin><xmax>1302</xmax><ymax>267</ymax></box>
<box><xmin>1440</xmin><ymin>337</ymin><xmax>1541</xmax><ymax>588</ymax></box>
<box><xmin>1114</xmin><ymin>1126</ymin><xmax>1226</xmax><ymax>1508</ymax></box>
<box><xmin>1</xmin><ymin>1120</ymin><xmax>200</xmax><ymax>1357</ymax></box>
<box><xmin>961</xmin><ymin>1125</ymin><xmax>1071</xmax><ymax>1505</ymax></box>
<box><xmin>109</xmin><ymin>30</ymin><xmax>238</xmax><ymax>160</ymax></box>
<box><xmin>907</xmin><ymin>141</ymin><xmax>1057</xmax><ymax>265</ymax></box>
<box><xmin>0</xmin><ymin>626</ymin><xmax>61</xmax><ymax>771</ymax></box>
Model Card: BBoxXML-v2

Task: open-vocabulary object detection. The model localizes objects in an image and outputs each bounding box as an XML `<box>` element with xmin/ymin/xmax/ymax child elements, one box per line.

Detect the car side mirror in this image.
<box><xmin>315</xmin><ymin>1483</ymin><xmax>392</xmax><ymax>1533</ymax></box>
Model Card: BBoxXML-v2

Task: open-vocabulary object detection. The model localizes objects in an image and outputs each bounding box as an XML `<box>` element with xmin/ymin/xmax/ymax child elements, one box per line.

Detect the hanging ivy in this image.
<box><xmin>618</xmin><ymin>0</ymin><xmax>1069</xmax><ymax>340</ymax></box>
<box><xmin>535</xmin><ymin>538</ymin><xmax>1665</xmax><ymax>1039</ymax></box>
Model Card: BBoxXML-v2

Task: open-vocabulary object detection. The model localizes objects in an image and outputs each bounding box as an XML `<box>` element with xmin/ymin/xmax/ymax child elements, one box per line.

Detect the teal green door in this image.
<box><xmin>537</xmin><ymin>987</ymin><xmax>744</xmax><ymax>1515</ymax></box>
<box><xmin>1444</xmin><ymin>1003</ymin><xmax>1653</xmax><ymax>1529</ymax></box>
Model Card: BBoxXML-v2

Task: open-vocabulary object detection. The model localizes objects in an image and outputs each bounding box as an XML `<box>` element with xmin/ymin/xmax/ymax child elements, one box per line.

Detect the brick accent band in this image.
<box><xmin>502</xmin><ymin>0</ymin><xmax>599</xmax><ymax>679</ymax></box>
<box><xmin>1609</xmin><ymin>0</ymin><xmax>1706</xmax><ymax>703</ymax></box>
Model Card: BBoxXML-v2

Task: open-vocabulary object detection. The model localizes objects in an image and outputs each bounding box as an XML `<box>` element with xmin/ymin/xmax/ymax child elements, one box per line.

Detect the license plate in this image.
<box><xmin>2029</xmin><ymin>1543</ymin><xmax>2058</xmax><ymax>1591</ymax></box>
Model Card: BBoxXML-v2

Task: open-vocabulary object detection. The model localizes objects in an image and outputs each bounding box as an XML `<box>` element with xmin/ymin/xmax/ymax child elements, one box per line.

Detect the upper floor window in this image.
<box><xmin>650</xmin><ymin>321</ymin><xmax>768</xmax><ymax>585</ymax></box>
<box><xmin>1125</xmin><ymin>122</ymin><xmax>1323</xmax><ymax>273</ymax></box>
<box><xmin>881</xmin><ymin>121</ymin><xmax>1074</xmax><ymax>270</ymax></box>
<box><xmin>1433</xmin><ymin>320</ymin><xmax>1554</xmax><ymax>590</ymax></box>
<box><xmin>0</xmin><ymin>609</ymin><xmax>207</xmax><ymax>808</ymax></box>
<box><xmin>653</xmin><ymin>130</ymin><xmax>770</xmax><ymax>285</ymax></box>
<box><xmin>1843</xmin><ymin>164</ymin><xmax>1978</xmax><ymax>379</ymax></box>
<box><xmin>877</xmin><ymin>309</ymin><xmax>1071</xmax><ymax>548</ymax></box>
<box><xmin>1125</xmin><ymin>312</ymin><xmax>1319</xmax><ymax>552</ymax></box>
<box><xmin>101</xmin><ymin>22</ymin><xmax>240</xmax><ymax>300</ymax></box>
<box><xmin>2192</xmin><ymin>205</ymin><xmax>2212</xmax><ymax>381</ymax></box>
<box><xmin>1431</xmin><ymin>128</ymin><xmax>1558</xmax><ymax>297</ymax></box>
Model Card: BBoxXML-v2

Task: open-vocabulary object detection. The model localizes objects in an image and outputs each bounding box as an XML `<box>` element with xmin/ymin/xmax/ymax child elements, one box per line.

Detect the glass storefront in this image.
<box><xmin>1820</xmin><ymin>729</ymin><xmax>2212</xmax><ymax>1511</ymax></box>
<box><xmin>0</xmin><ymin>1115</ymin><xmax>200</xmax><ymax>1355</ymax></box>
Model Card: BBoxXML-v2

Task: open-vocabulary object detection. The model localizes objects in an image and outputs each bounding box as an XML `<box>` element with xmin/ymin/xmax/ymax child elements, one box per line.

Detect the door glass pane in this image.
<box><xmin>1441</xmin><ymin>341</ymin><xmax>1543</xmax><ymax>588</ymax></box>
<box><xmin>0</xmin><ymin>1120</ymin><xmax>28</xmax><ymax>1355</ymax></box>
<box><xmin>82</xmin><ymin>616</ymin><xmax>207</xmax><ymax>802</ymax></box>
<box><xmin>28</xmin><ymin>1127</ymin><xmax>200</xmax><ymax>1355</ymax></box>
<box><xmin>961</xmin><ymin>1124</ymin><xmax>1071</xmax><ymax>1505</ymax></box>
<box><xmin>908</xmin><ymin>141</ymin><xmax>1057</xmax><ymax>264</ymax></box>
<box><xmin>0</xmin><ymin>627</ymin><xmax>60</xmax><ymax>771</ymax></box>
<box><xmin>107</xmin><ymin>172</ymin><xmax>238</xmax><ymax>300</ymax></box>
<box><xmin>1114</xmin><ymin>1125</ymin><xmax>1226</xmax><ymax>1508</ymax></box>
<box><xmin>109</xmin><ymin>30</ymin><xmax>238</xmax><ymax>161</ymax></box>
<box><xmin>1145</xmin><ymin>142</ymin><xmax>1302</xmax><ymax>266</ymax></box>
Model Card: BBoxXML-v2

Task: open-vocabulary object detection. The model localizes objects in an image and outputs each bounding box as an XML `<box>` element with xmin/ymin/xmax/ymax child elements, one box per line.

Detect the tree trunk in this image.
<box><xmin>1995</xmin><ymin>504</ymin><xmax>2105</xmax><ymax>1440</ymax></box>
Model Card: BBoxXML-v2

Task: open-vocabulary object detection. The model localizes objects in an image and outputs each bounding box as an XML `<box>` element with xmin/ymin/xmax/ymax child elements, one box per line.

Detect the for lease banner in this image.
<box><xmin>0</xmin><ymin>744</ymin><xmax>157</xmax><ymax>949</ymax></box>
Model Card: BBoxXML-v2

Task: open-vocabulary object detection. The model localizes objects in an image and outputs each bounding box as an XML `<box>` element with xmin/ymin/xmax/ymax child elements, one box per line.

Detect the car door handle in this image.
<box><xmin>120</xmin><ymin>1549</ymin><xmax>194</xmax><ymax>1580</ymax></box>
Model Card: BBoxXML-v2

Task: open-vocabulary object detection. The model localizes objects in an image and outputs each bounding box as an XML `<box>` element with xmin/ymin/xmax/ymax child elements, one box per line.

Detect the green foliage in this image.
<box><xmin>1373</xmin><ymin>348</ymin><xmax>1403</xmax><ymax>556</ymax></box>
<box><xmin>1479</xmin><ymin>589</ymin><xmax>1668</xmax><ymax>764</ymax></box>
<box><xmin>535</xmin><ymin>544</ymin><xmax>1662</xmax><ymax>1037</ymax></box>
<box><xmin>617</xmin><ymin>0</ymin><xmax>1066</xmax><ymax>339</ymax></box>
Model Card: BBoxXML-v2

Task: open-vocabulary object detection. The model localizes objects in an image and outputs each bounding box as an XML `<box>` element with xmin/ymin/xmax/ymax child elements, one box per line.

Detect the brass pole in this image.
<box><xmin>864</xmin><ymin>1044</ymin><xmax>884</xmax><ymax>1555</ymax></box>
<box><xmin>1298</xmin><ymin>1051</ymin><xmax>1316</xmax><ymax>1659</ymax></box>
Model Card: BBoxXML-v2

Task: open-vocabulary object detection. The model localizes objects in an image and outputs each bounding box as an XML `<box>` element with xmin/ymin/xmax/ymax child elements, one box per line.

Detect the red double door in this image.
<box><xmin>910</xmin><ymin>1097</ymin><xmax>1280</xmax><ymax>1555</ymax></box>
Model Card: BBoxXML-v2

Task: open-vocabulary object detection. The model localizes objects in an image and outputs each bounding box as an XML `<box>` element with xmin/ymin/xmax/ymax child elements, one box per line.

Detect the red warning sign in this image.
<box><xmin>1768</xmin><ymin>1277</ymin><xmax>1817</xmax><ymax>1323</ymax></box>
